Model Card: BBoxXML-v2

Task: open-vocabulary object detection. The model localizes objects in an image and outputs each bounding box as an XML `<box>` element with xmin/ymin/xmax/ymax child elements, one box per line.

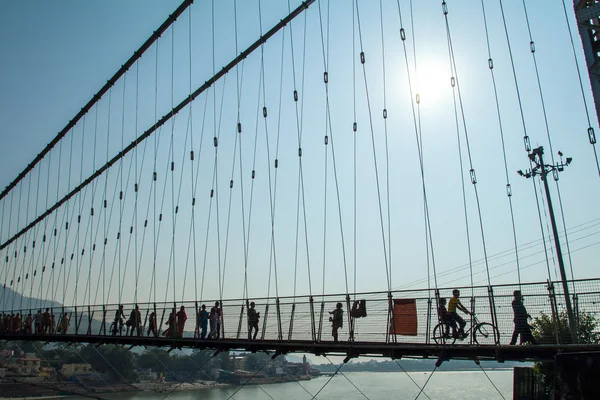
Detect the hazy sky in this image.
<box><xmin>0</xmin><ymin>0</ymin><xmax>599</xmax><ymax>311</ymax></box>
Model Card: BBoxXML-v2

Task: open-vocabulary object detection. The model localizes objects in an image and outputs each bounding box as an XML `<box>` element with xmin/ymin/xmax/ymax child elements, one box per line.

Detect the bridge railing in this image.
<box><xmin>1</xmin><ymin>278</ymin><xmax>599</xmax><ymax>346</ymax></box>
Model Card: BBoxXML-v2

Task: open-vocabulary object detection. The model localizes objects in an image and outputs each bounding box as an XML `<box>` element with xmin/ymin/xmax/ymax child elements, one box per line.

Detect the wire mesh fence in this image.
<box><xmin>1</xmin><ymin>278</ymin><xmax>599</xmax><ymax>347</ymax></box>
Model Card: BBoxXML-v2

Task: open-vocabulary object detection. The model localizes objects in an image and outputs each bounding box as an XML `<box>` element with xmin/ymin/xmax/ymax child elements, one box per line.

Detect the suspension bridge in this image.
<box><xmin>1</xmin><ymin>0</ymin><xmax>600</xmax><ymax>372</ymax></box>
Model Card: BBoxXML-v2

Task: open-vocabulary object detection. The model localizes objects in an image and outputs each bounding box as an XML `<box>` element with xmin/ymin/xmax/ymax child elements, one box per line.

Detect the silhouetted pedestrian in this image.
<box><xmin>208</xmin><ymin>301</ymin><xmax>221</xmax><ymax>339</ymax></box>
<box><xmin>510</xmin><ymin>290</ymin><xmax>536</xmax><ymax>345</ymax></box>
<box><xmin>197</xmin><ymin>304</ymin><xmax>209</xmax><ymax>339</ymax></box>
<box><xmin>329</xmin><ymin>303</ymin><xmax>343</xmax><ymax>343</ymax></box>
<box><xmin>247</xmin><ymin>301</ymin><xmax>260</xmax><ymax>340</ymax></box>
<box><xmin>176</xmin><ymin>306</ymin><xmax>187</xmax><ymax>338</ymax></box>
<box><xmin>147</xmin><ymin>311</ymin><xmax>158</xmax><ymax>337</ymax></box>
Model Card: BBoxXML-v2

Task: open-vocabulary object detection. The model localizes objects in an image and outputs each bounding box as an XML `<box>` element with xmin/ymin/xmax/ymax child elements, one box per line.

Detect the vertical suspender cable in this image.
<box><xmin>75</xmin><ymin>116</ymin><xmax>86</xmax><ymax>309</ymax></box>
<box><xmin>18</xmin><ymin>174</ymin><xmax>32</xmax><ymax>311</ymax></box>
<box><xmin>170</xmin><ymin>24</ymin><xmax>177</xmax><ymax>307</ymax></box>
<box><xmin>287</xmin><ymin>0</ymin><xmax>313</xmax><ymax>299</ymax></box>
<box><xmin>221</xmin><ymin>1</ymin><xmax>248</xmax><ymax>301</ymax></box>
<box><xmin>479</xmin><ymin>0</ymin><xmax>522</xmax><ymax>287</ymax></box>
<box><xmin>189</xmin><ymin>5</ymin><xmax>198</xmax><ymax>305</ymax></box>
<box><xmin>103</xmin><ymin>90</ymin><xmax>112</xmax><ymax>307</ymax></box>
<box><xmin>50</xmin><ymin>141</ymin><xmax>62</xmax><ymax>306</ymax></box>
<box><xmin>180</xmin><ymin>8</ymin><xmax>195</xmax><ymax>302</ymax></box>
<box><xmin>64</xmin><ymin>128</ymin><xmax>75</xmax><ymax>306</ymax></box>
<box><xmin>318</xmin><ymin>0</ymin><xmax>351</xmax><ymax>296</ymax></box>
<box><xmin>521</xmin><ymin>0</ymin><xmax>576</xmax><ymax>287</ymax></box>
<box><xmin>404</xmin><ymin>0</ymin><xmax>438</xmax><ymax>290</ymax></box>
<box><xmin>258</xmin><ymin>0</ymin><xmax>281</xmax><ymax>301</ymax></box>
<box><xmin>355</xmin><ymin>0</ymin><xmax>391</xmax><ymax>291</ymax></box>
<box><xmin>6</xmin><ymin>191</ymin><xmax>15</xmax><ymax>309</ymax></box>
<box><xmin>211</xmin><ymin>0</ymin><xmax>225</xmax><ymax>322</ymax></box>
<box><xmin>152</xmin><ymin>43</ymin><xmax>159</xmax><ymax>305</ymax></box>
<box><xmin>89</xmin><ymin>105</ymin><xmax>98</xmax><ymax>307</ymax></box>
<box><xmin>29</xmin><ymin>160</ymin><xmax>42</xmax><ymax>304</ymax></box>
<box><xmin>40</xmin><ymin>154</ymin><xmax>52</xmax><ymax>309</ymax></box>
<box><xmin>233</xmin><ymin>0</ymin><xmax>250</xmax><ymax>303</ymax></box>
<box><xmin>443</xmin><ymin>1</ymin><xmax>492</xmax><ymax>286</ymax></box>
<box><xmin>379</xmin><ymin>0</ymin><xmax>392</xmax><ymax>287</ymax></box>
<box><xmin>409</xmin><ymin>0</ymin><xmax>433</xmax><ymax>292</ymax></box>
<box><xmin>320</xmin><ymin>0</ymin><xmax>330</xmax><ymax>299</ymax></box>
<box><xmin>352</xmin><ymin>0</ymin><xmax>357</xmax><ymax>297</ymax></box>
<box><xmin>134</xmin><ymin>59</ymin><xmax>140</xmax><ymax>305</ymax></box>
<box><xmin>11</xmin><ymin>180</ymin><xmax>23</xmax><ymax>311</ymax></box>
<box><xmin>118</xmin><ymin>75</ymin><xmax>127</xmax><ymax>306</ymax></box>
<box><xmin>498</xmin><ymin>0</ymin><xmax>554</xmax><ymax>280</ymax></box>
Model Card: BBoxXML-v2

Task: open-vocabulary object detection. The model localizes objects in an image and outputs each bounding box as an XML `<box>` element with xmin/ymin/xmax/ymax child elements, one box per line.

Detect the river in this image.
<box><xmin>68</xmin><ymin>370</ymin><xmax>513</xmax><ymax>399</ymax></box>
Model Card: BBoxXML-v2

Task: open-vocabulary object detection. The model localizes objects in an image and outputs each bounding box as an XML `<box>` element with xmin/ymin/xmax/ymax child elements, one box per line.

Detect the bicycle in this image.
<box><xmin>109</xmin><ymin>319</ymin><xmax>124</xmax><ymax>336</ymax></box>
<box><xmin>432</xmin><ymin>314</ymin><xmax>499</xmax><ymax>345</ymax></box>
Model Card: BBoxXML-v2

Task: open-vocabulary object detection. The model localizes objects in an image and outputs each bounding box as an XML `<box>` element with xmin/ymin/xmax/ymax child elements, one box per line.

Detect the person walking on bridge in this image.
<box><xmin>163</xmin><ymin>307</ymin><xmax>176</xmax><ymax>338</ymax></box>
<box><xmin>208</xmin><ymin>301</ymin><xmax>221</xmax><ymax>339</ymax></box>
<box><xmin>197</xmin><ymin>304</ymin><xmax>209</xmax><ymax>339</ymax></box>
<box><xmin>247</xmin><ymin>301</ymin><xmax>260</xmax><ymax>340</ymax></box>
<box><xmin>329</xmin><ymin>302</ymin><xmax>344</xmax><ymax>343</ymax></box>
<box><xmin>34</xmin><ymin>310</ymin><xmax>42</xmax><ymax>334</ymax></box>
<box><xmin>147</xmin><ymin>311</ymin><xmax>158</xmax><ymax>337</ymax></box>
<box><xmin>176</xmin><ymin>306</ymin><xmax>187</xmax><ymax>338</ymax></box>
<box><xmin>59</xmin><ymin>313</ymin><xmax>70</xmax><ymax>334</ymax></box>
<box><xmin>128</xmin><ymin>305</ymin><xmax>142</xmax><ymax>336</ymax></box>
<box><xmin>42</xmin><ymin>309</ymin><xmax>50</xmax><ymax>334</ymax></box>
<box><xmin>510</xmin><ymin>290</ymin><xmax>537</xmax><ymax>345</ymax></box>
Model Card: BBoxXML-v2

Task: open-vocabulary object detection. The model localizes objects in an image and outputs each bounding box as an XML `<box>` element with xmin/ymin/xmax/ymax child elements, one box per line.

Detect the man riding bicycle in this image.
<box><xmin>448</xmin><ymin>289</ymin><xmax>471</xmax><ymax>337</ymax></box>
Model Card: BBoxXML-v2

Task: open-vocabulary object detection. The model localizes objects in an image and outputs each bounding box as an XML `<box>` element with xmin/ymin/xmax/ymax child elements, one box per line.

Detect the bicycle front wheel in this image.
<box><xmin>474</xmin><ymin>322</ymin><xmax>499</xmax><ymax>345</ymax></box>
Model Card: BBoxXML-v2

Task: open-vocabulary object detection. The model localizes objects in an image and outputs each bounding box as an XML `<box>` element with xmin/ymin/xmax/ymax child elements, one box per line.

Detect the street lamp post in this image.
<box><xmin>518</xmin><ymin>146</ymin><xmax>577</xmax><ymax>344</ymax></box>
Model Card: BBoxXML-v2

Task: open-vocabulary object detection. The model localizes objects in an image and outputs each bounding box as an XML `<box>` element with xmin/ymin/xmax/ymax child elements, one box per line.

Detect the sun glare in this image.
<box><xmin>413</xmin><ymin>61</ymin><xmax>450</xmax><ymax>105</ymax></box>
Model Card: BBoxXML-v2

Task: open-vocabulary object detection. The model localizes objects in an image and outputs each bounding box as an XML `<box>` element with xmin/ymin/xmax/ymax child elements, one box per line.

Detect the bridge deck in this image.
<box><xmin>2</xmin><ymin>332</ymin><xmax>599</xmax><ymax>362</ymax></box>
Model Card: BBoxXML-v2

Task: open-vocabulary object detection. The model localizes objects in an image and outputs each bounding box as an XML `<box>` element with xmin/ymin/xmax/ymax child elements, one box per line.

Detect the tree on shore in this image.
<box><xmin>531</xmin><ymin>311</ymin><xmax>600</xmax><ymax>394</ymax></box>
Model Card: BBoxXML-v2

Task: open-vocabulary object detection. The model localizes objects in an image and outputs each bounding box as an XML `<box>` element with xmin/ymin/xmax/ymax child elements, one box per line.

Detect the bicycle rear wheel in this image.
<box><xmin>474</xmin><ymin>322</ymin><xmax>499</xmax><ymax>345</ymax></box>
<box><xmin>433</xmin><ymin>323</ymin><xmax>456</xmax><ymax>345</ymax></box>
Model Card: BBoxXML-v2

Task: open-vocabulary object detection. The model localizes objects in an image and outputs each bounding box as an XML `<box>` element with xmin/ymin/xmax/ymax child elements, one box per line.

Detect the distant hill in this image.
<box><xmin>0</xmin><ymin>286</ymin><xmax>62</xmax><ymax>313</ymax></box>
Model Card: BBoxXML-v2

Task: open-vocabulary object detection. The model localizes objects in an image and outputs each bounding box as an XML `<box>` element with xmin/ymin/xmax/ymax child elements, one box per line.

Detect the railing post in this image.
<box><xmin>345</xmin><ymin>294</ymin><xmax>352</xmax><ymax>343</ymax></box>
<box><xmin>430</xmin><ymin>290</ymin><xmax>440</xmax><ymax>345</ymax></box>
<box><xmin>261</xmin><ymin>303</ymin><xmax>269</xmax><ymax>340</ymax></box>
<box><xmin>237</xmin><ymin>302</ymin><xmax>244</xmax><ymax>340</ymax></box>
<box><xmin>276</xmin><ymin>298</ymin><xmax>283</xmax><ymax>341</ymax></box>
<box><xmin>309</xmin><ymin>296</ymin><xmax>316</xmax><ymax>342</ymax></box>
<box><xmin>487</xmin><ymin>286</ymin><xmax>499</xmax><ymax>345</ymax></box>
<box><xmin>153</xmin><ymin>303</ymin><xmax>157</xmax><ymax>336</ymax></box>
<box><xmin>220</xmin><ymin>301</ymin><xmax>225</xmax><ymax>339</ymax></box>
<box><xmin>547</xmin><ymin>281</ymin><xmax>561</xmax><ymax>344</ymax></box>
<box><xmin>87</xmin><ymin>307</ymin><xmax>93</xmax><ymax>335</ymax></box>
<box><xmin>74</xmin><ymin>306</ymin><xmax>79</xmax><ymax>335</ymax></box>
<box><xmin>58</xmin><ymin>307</ymin><xmax>64</xmax><ymax>334</ymax></box>
<box><xmin>101</xmin><ymin>306</ymin><xmax>106</xmax><ymax>336</ymax></box>
<box><xmin>573</xmin><ymin>294</ymin><xmax>580</xmax><ymax>327</ymax></box>
<box><xmin>318</xmin><ymin>301</ymin><xmax>325</xmax><ymax>342</ymax></box>
<box><xmin>386</xmin><ymin>292</ymin><xmax>395</xmax><ymax>344</ymax></box>
<box><xmin>158</xmin><ymin>307</ymin><xmax>166</xmax><ymax>337</ymax></box>
<box><xmin>288</xmin><ymin>303</ymin><xmax>296</xmax><ymax>341</ymax></box>
<box><xmin>140</xmin><ymin>309</ymin><xmax>148</xmax><ymax>337</ymax></box>
<box><xmin>194</xmin><ymin>301</ymin><xmax>199</xmax><ymax>339</ymax></box>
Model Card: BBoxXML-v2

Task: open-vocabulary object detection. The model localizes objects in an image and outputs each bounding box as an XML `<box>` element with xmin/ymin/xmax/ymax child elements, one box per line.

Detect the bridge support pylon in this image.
<box><xmin>574</xmin><ymin>0</ymin><xmax>600</xmax><ymax>126</ymax></box>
